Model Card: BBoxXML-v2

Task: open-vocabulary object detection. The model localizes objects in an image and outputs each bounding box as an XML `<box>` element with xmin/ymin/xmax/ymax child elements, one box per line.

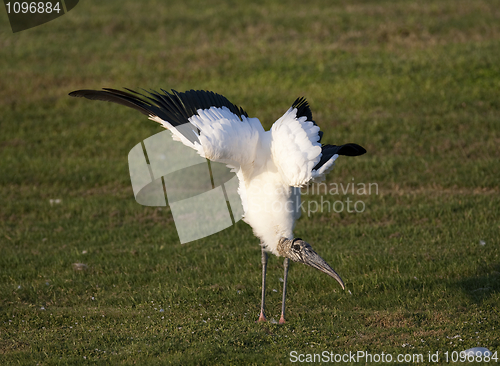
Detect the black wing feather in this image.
<box><xmin>69</xmin><ymin>88</ymin><xmax>249</xmax><ymax>144</ymax></box>
<box><xmin>313</xmin><ymin>143</ymin><xmax>366</xmax><ymax>171</ymax></box>
<box><xmin>291</xmin><ymin>97</ymin><xmax>313</xmax><ymax>123</ymax></box>
<box><xmin>69</xmin><ymin>88</ymin><xmax>248</xmax><ymax>127</ymax></box>
<box><xmin>68</xmin><ymin>89</ymin><xmax>153</xmax><ymax>117</ymax></box>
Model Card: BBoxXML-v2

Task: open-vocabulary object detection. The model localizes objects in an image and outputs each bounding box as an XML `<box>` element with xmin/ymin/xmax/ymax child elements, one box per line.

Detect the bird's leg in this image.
<box><xmin>279</xmin><ymin>258</ymin><xmax>290</xmax><ymax>324</ymax></box>
<box><xmin>257</xmin><ymin>245</ymin><xmax>268</xmax><ymax>322</ymax></box>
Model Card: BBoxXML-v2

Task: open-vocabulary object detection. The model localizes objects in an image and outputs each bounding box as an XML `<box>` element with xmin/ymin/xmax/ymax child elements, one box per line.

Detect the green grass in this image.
<box><xmin>1</xmin><ymin>0</ymin><xmax>499</xmax><ymax>364</ymax></box>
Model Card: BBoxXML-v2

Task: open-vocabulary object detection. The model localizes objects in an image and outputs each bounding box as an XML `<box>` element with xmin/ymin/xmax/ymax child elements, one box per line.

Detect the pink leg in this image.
<box><xmin>257</xmin><ymin>245</ymin><xmax>267</xmax><ymax>322</ymax></box>
<box><xmin>279</xmin><ymin>258</ymin><xmax>290</xmax><ymax>324</ymax></box>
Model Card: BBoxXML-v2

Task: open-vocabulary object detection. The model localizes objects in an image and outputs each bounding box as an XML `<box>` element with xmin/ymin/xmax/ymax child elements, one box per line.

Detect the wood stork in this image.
<box><xmin>69</xmin><ymin>88</ymin><xmax>366</xmax><ymax>323</ymax></box>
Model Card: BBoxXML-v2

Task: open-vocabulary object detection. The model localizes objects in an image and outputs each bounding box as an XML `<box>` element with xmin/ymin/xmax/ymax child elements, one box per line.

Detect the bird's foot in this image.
<box><xmin>279</xmin><ymin>315</ymin><xmax>286</xmax><ymax>324</ymax></box>
<box><xmin>256</xmin><ymin>311</ymin><xmax>267</xmax><ymax>322</ymax></box>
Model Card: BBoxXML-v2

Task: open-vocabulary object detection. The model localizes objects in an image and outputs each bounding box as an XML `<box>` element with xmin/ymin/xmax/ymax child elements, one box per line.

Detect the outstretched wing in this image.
<box><xmin>69</xmin><ymin>88</ymin><xmax>264</xmax><ymax>170</ymax></box>
<box><xmin>271</xmin><ymin>97</ymin><xmax>366</xmax><ymax>187</ymax></box>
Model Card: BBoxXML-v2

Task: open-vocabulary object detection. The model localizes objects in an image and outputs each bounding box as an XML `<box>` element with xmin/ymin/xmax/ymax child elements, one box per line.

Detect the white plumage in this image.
<box><xmin>151</xmin><ymin>104</ymin><xmax>334</xmax><ymax>256</ymax></box>
<box><xmin>69</xmin><ymin>88</ymin><xmax>366</xmax><ymax>322</ymax></box>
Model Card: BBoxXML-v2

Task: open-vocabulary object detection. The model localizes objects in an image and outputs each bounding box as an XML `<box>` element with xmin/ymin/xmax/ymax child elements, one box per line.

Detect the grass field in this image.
<box><xmin>1</xmin><ymin>0</ymin><xmax>499</xmax><ymax>364</ymax></box>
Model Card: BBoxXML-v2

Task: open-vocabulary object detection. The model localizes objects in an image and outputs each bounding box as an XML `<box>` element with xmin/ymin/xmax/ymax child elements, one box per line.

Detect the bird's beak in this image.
<box><xmin>300</xmin><ymin>250</ymin><xmax>345</xmax><ymax>290</ymax></box>
<box><xmin>277</xmin><ymin>237</ymin><xmax>345</xmax><ymax>290</ymax></box>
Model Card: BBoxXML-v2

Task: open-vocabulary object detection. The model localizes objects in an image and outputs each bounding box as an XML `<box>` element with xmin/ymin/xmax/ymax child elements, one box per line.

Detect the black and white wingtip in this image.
<box><xmin>69</xmin><ymin>88</ymin><xmax>248</xmax><ymax>124</ymax></box>
<box><xmin>290</xmin><ymin>96</ymin><xmax>325</xmax><ymax>143</ymax></box>
<box><xmin>69</xmin><ymin>88</ymin><xmax>249</xmax><ymax>143</ymax></box>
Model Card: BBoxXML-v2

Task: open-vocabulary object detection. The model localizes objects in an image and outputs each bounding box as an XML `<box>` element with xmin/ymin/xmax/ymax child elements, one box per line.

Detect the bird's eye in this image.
<box><xmin>292</xmin><ymin>244</ymin><xmax>301</xmax><ymax>251</ymax></box>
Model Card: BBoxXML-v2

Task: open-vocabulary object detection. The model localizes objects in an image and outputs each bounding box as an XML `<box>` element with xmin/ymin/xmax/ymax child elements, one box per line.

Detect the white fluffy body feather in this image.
<box><xmin>152</xmin><ymin>105</ymin><xmax>336</xmax><ymax>256</ymax></box>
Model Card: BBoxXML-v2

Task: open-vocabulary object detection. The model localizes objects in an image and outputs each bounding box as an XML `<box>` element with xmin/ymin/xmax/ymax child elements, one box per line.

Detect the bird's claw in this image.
<box><xmin>279</xmin><ymin>316</ymin><xmax>286</xmax><ymax>324</ymax></box>
<box><xmin>256</xmin><ymin>311</ymin><xmax>267</xmax><ymax>322</ymax></box>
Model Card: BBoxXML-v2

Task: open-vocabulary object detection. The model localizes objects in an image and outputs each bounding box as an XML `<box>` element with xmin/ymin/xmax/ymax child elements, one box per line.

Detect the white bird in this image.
<box><xmin>69</xmin><ymin>88</ymin><xmax>366</xmax><ymax>323</ymax></box>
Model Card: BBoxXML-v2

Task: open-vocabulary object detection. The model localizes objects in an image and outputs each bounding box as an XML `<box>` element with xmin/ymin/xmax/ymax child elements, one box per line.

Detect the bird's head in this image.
<box><xmin>277</xmin><ymin>237</ymin><xmax>345</xmax><ymax>290</ymax></box>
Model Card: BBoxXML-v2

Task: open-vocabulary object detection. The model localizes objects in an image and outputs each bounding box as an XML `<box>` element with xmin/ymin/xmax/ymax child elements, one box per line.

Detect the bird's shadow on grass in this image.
<box><xmin>453</xmin><ymin>262</ymin><xmax>500</xmax><ymax>303</ymax></box>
